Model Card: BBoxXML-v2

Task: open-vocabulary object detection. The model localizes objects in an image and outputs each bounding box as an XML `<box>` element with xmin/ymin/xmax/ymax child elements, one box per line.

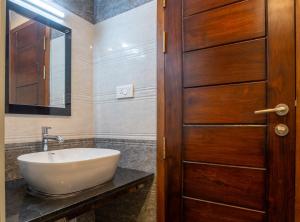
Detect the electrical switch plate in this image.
<box><xmin>116</xmin><ymin>84</ymin><xmax>134</xmax><ymax>99</ymax></box>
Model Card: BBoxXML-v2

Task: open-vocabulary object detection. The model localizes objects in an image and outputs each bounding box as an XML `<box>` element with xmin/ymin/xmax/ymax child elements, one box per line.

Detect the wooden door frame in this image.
<box><xmin>296</xmin><ymin>0</ymin><xmax>300</xmax><ymax>220</ymax></box>
<box><xmin>0</xmin><ymin>0</ymin><xmax>6</xmax><ymax>221</ymax></box>
<box><xmin>157</xmin><ymin>0</ymin><xmax>182</xmax><ymax>221</ymax></box>
<box><xmin>44</xmin><ymin>26</ymin><xmax>50</xmax><ymax>106</ymax></box>
<box><xmin>157</xmin><ymin>0</ymin><xmax>297</xmax><ymax>221</ymax></box>
<box><xmin>156</xmin><ymin>0</ymin><xmax>165</xmax><ymax>221</ymax></box>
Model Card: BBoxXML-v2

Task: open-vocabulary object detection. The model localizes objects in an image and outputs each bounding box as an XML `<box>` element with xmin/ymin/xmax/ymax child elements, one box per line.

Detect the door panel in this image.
<box><xmin>15</xmin><ymin>70</ymin><xmax>38</xmax><ymax>88</ymax></box>
<box><xmin>15</xmin><ymin>47</ymin><xmax>38</xmax><ymax>73</ymax></box>
<box><xmin>15</xmin><ymin>22</ymin><xmax>39</xmax><ymax>48</ymax></box>
<box><xmin>183</xmin><ymin>0</ymin><xmax>265</xmax><ymax>51</ymax></box>
<box><xmin>183</xmin><ymin>39</ymin><xmax>266</xmax><ymax>87</ymax></box>
<box><xmin>183</xmin><ymin>82</ymin><xmax>266</xmax><ymax>124</ymax></box>
<box><xmin>162</xmin><ymin>0</ymin><xmax>296</xmax><ymax>221</ymax></box>
<box><xmin>16</xmin><ymin>84</ymin><xmax>38</xmax><ymax>105</ymax></box>
<box><xmin>15</xmin><ymin>47</ymin><xmax>38</xmax><ymax>88</ymax></box>
<box><xmin>184</xmin><ymin>163</ymin><xmax>266</xmax><ymax>210</ymax></box>
<box><xmin>183</xmin><ymin>126</ymin><xmax>266</xmax><ymax>167</ymax></box>
<box><xmin>183</xmin><ymin>198</ymin><xmax>266</xmax><ymax>222</ymax></box>
<box><xmin>10</xmin><ymin>20</ymin><xmax>50</xmax><ymax>106</ymax></box>
<box><xmin>183</xmin><ymin>0</ymin><xmax>242</xmax><ymax>16</ymax></box>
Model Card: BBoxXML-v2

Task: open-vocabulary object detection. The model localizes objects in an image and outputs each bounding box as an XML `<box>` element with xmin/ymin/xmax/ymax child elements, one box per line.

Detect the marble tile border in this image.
<box><xmin>95</xmin><ymin>138</ymin><xmax>156</xmax><ymax>173</ymax></box>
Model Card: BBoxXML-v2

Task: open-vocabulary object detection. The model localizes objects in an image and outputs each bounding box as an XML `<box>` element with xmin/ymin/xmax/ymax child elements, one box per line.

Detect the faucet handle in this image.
<box><xmin>42</xmin><ymin>126</ymin><xmax>52</xmax><ymax>134</ymax></box>
<box><xmin>57</xmin><ymin>136</ymin><xmax>64</xmax><ymax>144</ymax></box>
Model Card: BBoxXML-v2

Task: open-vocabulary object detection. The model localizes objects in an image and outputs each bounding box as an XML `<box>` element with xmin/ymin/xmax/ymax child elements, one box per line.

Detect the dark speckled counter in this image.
<box><xmin>6</xmin><ymin>168</ymin><xmax>154</xmax><ymax>222</ymax></box>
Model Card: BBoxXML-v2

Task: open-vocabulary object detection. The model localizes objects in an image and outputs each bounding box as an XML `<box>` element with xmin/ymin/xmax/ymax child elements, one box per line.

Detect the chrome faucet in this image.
<box><xmin>42</xmin><ymin>127</ymin><xmax>64</xmax><ymax>151</ymax></box>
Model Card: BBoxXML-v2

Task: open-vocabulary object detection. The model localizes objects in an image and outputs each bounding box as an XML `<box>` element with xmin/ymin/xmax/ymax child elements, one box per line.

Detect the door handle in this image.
<box><xmin>254</xmin><ymin>104</ymin><xmax>289</xmax><ymax>116</ymax></box>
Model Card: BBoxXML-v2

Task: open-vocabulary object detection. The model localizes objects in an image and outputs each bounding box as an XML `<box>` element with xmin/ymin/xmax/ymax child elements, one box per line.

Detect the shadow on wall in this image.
<box><xmin>95</xmin><ymin>178</ymin><xmax>156</xmax><ymax>222</ymax></box>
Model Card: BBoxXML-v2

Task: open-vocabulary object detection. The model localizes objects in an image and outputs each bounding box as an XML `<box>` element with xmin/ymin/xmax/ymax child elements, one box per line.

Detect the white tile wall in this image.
<box><xmin>5</xmin><ymin>3</ymin><xmax>95</xmax><ymax>144</ymax></box>
<box><xmin>5</xmin><ymin>0</ymin><xmax>157</xmax><ymax>143</ymax></box>
<box><xmin>93</xmin><ymin>1</ymin><xmax>157</xmax><ymax>140</ymax></box>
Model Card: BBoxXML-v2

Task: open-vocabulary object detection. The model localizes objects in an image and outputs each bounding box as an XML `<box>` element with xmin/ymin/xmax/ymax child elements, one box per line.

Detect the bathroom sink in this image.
<box><xmin>17</xmin><ymin>148</ymin><xmax>120</xmax><ymax>196</ymax></box>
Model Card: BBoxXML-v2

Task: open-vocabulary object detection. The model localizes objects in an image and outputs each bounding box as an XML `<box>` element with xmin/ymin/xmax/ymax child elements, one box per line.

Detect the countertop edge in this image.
<box><xmin>6</xmin><ymin>168</ymin><xmax>155</xmax><ymax>222</ymax></box>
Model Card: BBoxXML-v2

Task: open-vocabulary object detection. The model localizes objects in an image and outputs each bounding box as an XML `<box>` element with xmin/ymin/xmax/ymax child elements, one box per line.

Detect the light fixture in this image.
<box><xmin>9</xmin><ymin>0</ymin><xmax>65</xmax><ymax>21</ymax></box>
<box><xmin>24</xmin><ymin>0</ymin><xmax>65</xmax><ymax>18</ymax></box>
<box><xmin>122</xmin><ymin>43</ymin><xmax>129</xmax><ymax>48</ymax></box>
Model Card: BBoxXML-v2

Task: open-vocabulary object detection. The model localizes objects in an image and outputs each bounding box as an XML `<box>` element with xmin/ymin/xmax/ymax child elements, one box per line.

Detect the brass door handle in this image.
<box><xmin>254</xmin><ymin>104</ymin><xmax>289</xmax><ymax>116</ymax></box>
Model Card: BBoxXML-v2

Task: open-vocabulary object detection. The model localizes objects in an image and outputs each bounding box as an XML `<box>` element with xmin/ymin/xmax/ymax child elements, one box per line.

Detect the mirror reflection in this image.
<box><xmin>8</xmin><ymin>11</ymin><xmax>66</xmax><ymax>108</ymax></box>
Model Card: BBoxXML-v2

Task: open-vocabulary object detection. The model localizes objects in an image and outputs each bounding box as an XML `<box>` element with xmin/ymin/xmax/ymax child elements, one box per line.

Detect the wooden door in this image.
<box><xmin>160</xmin><ymin>0</ymin><xmax>296</xmax><ymax>221</ymax></box>
<box><xmin>9</xmin><ymin>20</ymin><xmax>50</xmax><ymax>106</ymax></box>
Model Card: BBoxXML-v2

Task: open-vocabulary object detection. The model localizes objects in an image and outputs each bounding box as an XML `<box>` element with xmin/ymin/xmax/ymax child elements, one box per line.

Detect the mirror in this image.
<box><xmin>6</xmin><ymin>1</ymin><xmax>71</xmax><ymax>116</ymax></box>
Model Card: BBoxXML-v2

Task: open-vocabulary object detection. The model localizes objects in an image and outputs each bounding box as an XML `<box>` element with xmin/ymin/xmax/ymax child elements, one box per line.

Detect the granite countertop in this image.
<box><xmin>6</xmin><ymin>168</ymin><xmax>154</xmax><ymax>222</ymax></box>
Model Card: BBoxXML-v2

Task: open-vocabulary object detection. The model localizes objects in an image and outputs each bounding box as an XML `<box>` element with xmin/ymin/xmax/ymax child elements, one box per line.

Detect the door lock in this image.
<box><xmin>275</xmin><ymin>124</ymin><xmax>289</xmax><ymax>137</ymax></box>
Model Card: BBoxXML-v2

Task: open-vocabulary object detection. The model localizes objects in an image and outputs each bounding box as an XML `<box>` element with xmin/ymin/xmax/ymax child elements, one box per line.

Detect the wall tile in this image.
<box><xmin>93</xmin><ymin>1</ymin><xmax>157</xmax><ymax>141</ymax></box>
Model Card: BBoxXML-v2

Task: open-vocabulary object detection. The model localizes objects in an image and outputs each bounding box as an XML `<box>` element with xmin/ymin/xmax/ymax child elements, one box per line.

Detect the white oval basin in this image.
<box><xmin>17</xmin><ymin>148</ymin><xmax>120</xmax><ymax>195</ymax></box>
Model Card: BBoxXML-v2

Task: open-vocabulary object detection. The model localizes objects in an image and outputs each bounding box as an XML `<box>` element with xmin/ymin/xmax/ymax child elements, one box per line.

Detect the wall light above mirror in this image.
<box><xmin>23</xmin><ymin>0</ymin><xmax>65</xmax><ymax>18</ymax></box>
<box><xmin>6</xmin><ymin>1</ymin><xmax>71</xmax><ymax>116</ymax></box>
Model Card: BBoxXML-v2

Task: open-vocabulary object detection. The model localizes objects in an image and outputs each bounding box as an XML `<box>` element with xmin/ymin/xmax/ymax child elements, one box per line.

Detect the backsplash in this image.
<box><xmin>95</xmin><ymin>138</ymin><xmax>156</xmax><ymax>173</ymax></box>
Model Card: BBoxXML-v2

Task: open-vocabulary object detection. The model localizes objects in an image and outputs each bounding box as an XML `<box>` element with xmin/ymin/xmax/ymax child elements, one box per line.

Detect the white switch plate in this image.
<box><xmin>116</xmin><ymin>84</ymin><xmax>134</xmax><ymax>99</ymax></box>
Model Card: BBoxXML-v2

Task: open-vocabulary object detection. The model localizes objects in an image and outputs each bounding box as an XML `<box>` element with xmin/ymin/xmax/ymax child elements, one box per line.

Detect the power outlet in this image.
<box><xmin>116</xmin><ymin>84</ymin><xmax>134</xmax><ymax>99</ymax></box>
